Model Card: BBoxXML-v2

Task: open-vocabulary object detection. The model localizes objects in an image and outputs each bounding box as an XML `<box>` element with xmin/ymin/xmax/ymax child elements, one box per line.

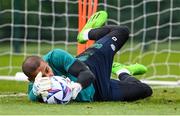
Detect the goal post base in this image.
<box><xmin>0</xmin><ymin>72</ymin><xmax>28</xmax><ymax>81</ymax></box>
<box><xmin>0</xmin><ymin>72</ymin><xmax>180</xmax><ymax>87</ymax></box>
<box><xmin>141</xmin><ymin>80</ymin><xmax>180</xmax><ymax>87</ymax></box>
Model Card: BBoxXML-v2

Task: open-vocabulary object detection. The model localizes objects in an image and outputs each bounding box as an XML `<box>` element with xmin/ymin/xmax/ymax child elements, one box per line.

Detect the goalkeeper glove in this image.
<box><xmin>32</xmin><ymin>72</ymin><xmax>51</xmax><ymax>97</ymax></box>
<box><xmin>65</xmin><ymin>78</ymin><xmax>82</xmax><ymax>100</ymax></box>
<box><xmin>70</xmin><ymin>81</ymin><xmax>82</xmax><ymax>100</ymax></box>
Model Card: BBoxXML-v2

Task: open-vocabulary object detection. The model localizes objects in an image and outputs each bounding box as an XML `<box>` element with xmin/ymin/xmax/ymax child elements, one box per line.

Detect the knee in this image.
<box><xmin>110</xmin><ymin>26</ymin><xmax>130</xmax><ymax>40</ymax></box>
<box><xmin>142</xmin><ymin>83</ymin><xmax>153</xmax><ymax>98</ymax></box>
<box><xmin>117</xmin><ymin>26</ymin><xmax>130</xmax><ymax>37</ymax></box>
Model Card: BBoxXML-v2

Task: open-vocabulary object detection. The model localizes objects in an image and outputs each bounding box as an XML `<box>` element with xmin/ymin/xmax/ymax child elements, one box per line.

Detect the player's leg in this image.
<box><xmin>78</xmin><ymin>26</ymin><xmax>129</xmax><ymax>60</ymax></box>
<box><xmin>77</xmin><ymin>26</ymin><xmax>130</xmax><ymax>101</ymax></box>
<box><xmin>112</xmin><ymin>62</ymin><xmax>148</xmax><ymax>76</ymax></box>
<box><xmin>88</xmin><ymin>25</ymin><xmax>128</xmax><ymax>41</ymax></box>
<box><xmin>96</xmin><ymin>25</ymin><xmax>130</xmax><ymax>53</ymax></box>
<box><xmin>108</xmin><ymin>73</ymin><xmax>153</xmax><ymax>101</ymax></box>
<box><xmin>109</xmin><ymin>62</ymin><xmax>152</xmax><ymax>101</ymax></box>
<box><xmin>77</xmin><ymin>11</ymin><xmax>108</xmax><ymax>43</ymax></box>
<box><xmin>78</xmin><ymin>25</ymin><xmax>130</xmax><ymax>44</ymax></box>
<box><xmin>87</xmin><ymin>26</ymin><xmax>111</xmax><ymax>41</ymax></box>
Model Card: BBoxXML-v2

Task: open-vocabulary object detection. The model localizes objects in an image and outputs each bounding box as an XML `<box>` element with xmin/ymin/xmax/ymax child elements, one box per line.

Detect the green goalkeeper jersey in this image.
<box><xmin>28</xmin><ymin>49</ymin><xmax>95</xmax><ymax>102</ymax></box>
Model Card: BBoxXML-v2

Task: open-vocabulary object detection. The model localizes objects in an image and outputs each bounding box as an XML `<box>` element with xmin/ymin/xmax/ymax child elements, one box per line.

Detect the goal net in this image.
<box><xmin>0</xmin><ymin>0</ymin><xmax>78</xmax><ymax>77</ymax></box>
<box><xmin>97</xmin><ymin>0</ymin><xmax>180</xmax><ymax>86</ymax></box>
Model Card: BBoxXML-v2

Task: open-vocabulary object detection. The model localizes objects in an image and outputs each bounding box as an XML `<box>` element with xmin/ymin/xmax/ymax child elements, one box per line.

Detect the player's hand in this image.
<box><xmin>69</xmin><ymin>81</ymin><xmax>82</xmax><ymax>100</ymax></box>
<box><xmin>62</xmin><ymin>77</ymin><xmax>82</xmax><ymax>99</ymax></box>
<box><xmin>32</xmin><ymin>72</ymin><xmax>51</xmax><ymax>97</ymax></box>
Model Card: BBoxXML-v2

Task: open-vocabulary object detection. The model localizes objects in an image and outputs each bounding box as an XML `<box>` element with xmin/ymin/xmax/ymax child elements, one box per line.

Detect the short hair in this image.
<box><xmin>22</xmin><ymin>56</ymin><xmax>43</xmax><ymax>82</ymax></box>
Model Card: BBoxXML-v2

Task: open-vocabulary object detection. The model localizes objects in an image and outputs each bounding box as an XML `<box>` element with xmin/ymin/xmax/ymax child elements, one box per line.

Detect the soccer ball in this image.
<box><xmin>43</xmin><ymin>76</ymin><xmax>72</xmax><ymax>104</ymax></box>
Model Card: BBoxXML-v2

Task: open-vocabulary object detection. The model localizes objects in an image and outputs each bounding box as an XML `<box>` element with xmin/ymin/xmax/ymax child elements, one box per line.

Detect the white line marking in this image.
<box><xmin>0</xmin><ymin>93</ymin><xmax>27</xmax><ymax>98</ymax></box>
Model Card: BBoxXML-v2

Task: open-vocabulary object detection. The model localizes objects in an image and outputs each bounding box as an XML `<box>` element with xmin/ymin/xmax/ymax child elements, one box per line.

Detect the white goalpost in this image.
<box><xmin>0</xmin><ymin>0</ymin><xmax>180</xmax><ymax>87</ymax></box>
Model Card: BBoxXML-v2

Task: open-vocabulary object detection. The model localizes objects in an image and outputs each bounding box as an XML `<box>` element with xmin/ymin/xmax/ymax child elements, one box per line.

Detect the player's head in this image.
<box><xmin>22</xmin><ymin>56</ymin><xmax>54</xmax><ymax>82</ymax></box>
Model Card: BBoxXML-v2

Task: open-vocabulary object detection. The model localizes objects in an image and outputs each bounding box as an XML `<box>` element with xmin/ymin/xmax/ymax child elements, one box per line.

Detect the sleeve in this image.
<box><xmin>68</xmin><ymin>60</ymin><xmax>95</xmax><ymax>89</ymax></box>
<box><xmin>27</xmin><ymin>82</ymin><xmax>42</xmax><ymax>102</ymax></box>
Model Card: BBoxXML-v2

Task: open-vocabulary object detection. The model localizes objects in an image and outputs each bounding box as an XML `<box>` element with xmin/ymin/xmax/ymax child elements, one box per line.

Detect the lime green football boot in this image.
<box><xmin>112</xmin><ymin>62</ymin><xmax>148</xmax><ymax>75</ymax></box>
<box><xmin>77</xmin><ymin>11</ymin><xmax>108</xmax><ymax>44</ymax></box>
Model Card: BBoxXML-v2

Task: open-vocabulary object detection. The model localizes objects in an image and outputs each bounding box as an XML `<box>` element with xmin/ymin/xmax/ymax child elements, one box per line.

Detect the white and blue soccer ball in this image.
<box><xmin>43</xmin><ymin>76</ymin><xmax>72</xmax><ymax>104</ymax></box>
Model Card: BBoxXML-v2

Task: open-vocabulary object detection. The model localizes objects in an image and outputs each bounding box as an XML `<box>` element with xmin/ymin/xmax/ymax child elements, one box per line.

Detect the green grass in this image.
<box><xmin>0</xmin><ymin>80</ymin><xmax>180</xmax><ymax>115</ymax></box>
<box><xmin>1</xmin><ymin>42</ymin><xmax>180</xmax><ymax>81</ymax></box>
<box><xmin>0</xmin><ymin>43</ymin><xmax>77</xmax><ymax>75</ymax></box>
<box><xmin>0</xmin><ymin>42</ymin><xmax>180</xmax><ymax>114</ymax></box>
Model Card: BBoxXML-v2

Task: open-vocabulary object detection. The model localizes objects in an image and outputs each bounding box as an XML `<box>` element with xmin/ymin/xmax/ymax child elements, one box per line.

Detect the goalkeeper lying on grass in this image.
<box><xmin>22</xmin><ymin>11</ymin><xmax>152</xmax><ymax>104</ymax></box>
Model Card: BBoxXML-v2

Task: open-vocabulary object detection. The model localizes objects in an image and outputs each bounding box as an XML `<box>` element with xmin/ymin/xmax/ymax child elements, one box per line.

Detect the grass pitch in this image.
<box><xmin>0</xmin><ymin>80</ymin><xmax>180</xmax><ymax>115</ymax></box>
<box><xmin>0</xmin><ymin>42</ymin><xmax>180</xmax><ymax>115</ymax></box>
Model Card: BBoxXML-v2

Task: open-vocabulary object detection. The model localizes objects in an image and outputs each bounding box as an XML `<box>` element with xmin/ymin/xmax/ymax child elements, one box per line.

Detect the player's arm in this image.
<box><xmin>44</xmin><ymin>49</ymin><xmax>95</xmax><ymax>99</ymax></box>
<box><xmin>67</xmin><ymin>60</ymin><xmax>96</xmax><ymax>99</ymax></box>
<box><xmin>45</xmin><ymin>49</ymin><xmax>95</xmax><ymax>89</ymax></box>
<box><xmin>68</xmin><ymin>59</ymin><xmax>95</xmax><ymax>88</ymax></box>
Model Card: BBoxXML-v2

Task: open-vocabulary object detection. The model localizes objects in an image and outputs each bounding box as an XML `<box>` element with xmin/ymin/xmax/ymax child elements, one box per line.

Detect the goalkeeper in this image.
<box><xmin>22</xmin><ymin>11</ymin><xmax>152</xmax><ymax>103</ymax></box>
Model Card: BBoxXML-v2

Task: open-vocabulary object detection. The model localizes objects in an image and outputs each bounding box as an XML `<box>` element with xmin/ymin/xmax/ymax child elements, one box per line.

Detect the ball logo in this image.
<box><xmin>43</xmin><ymin>76</ymin><xmax>72</xmax><ymax>104</ymax></box>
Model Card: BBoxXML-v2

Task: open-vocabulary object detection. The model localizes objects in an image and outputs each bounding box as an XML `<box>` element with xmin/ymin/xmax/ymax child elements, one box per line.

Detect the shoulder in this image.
<box><xmin>50</xmin><ymin>49</ymin><xmax>68</xmax><ymax>54</ymax></box>
<box><xmin>43</xmin><ymin>49</ymin><xmax>76</xmax><ymax>71</ymax></box>
<box><xmin>43</xmin><ymin>49</ymin><xmax>73</xmax><ymax>60</ymax></box>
